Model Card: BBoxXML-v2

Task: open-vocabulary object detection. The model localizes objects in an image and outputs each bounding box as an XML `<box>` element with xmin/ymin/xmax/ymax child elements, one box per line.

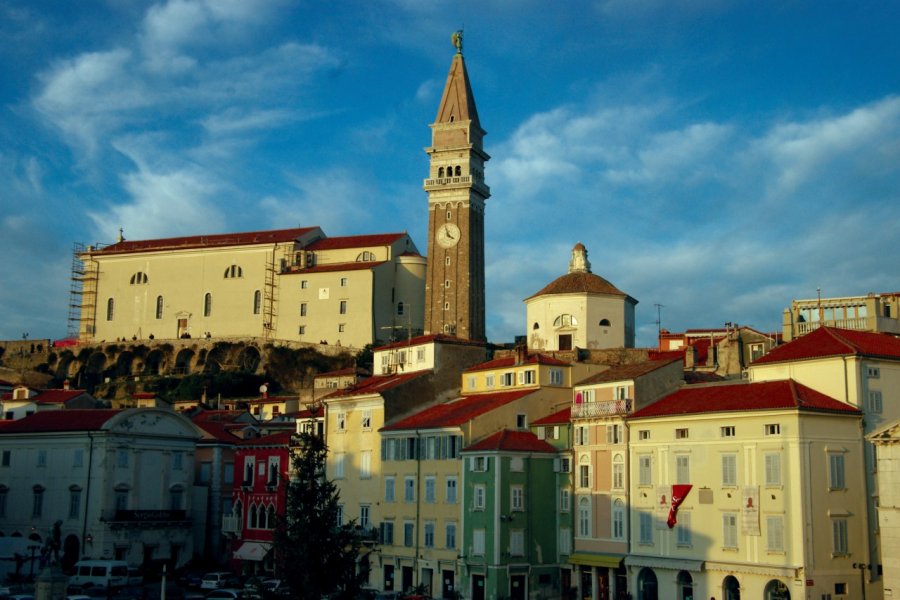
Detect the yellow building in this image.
<box><xmin>322</xmin><ymin>335</ymin><xmax>488</xmax><ymax>588</ymax></box>
<box><xmin>869</xmin><ymin>420</ymin><xmax>900</xmax><ymax>599</ymax></box>
<box><xmin>749</xmin><ymin>325</ymin><xmax>900</xmax><ymax>597</ymax></box>
<box><xmin>75</xmin><ymin>228</ymin><xmax>425</xmax><ymax>349</ymax></box>
<box><xmin>569</xmin><ymin>357</ymin><xmax>683</xmax><ymax>600</ymax></box>
<box><xmin>627</xmin><ymin>379</ymin><xmax>866</xmax><ymax>600</ymax></box>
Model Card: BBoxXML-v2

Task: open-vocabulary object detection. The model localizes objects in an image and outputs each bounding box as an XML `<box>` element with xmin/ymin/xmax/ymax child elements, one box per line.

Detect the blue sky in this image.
<box><xmin>1</xmin><ymin>1</ymin><xmax>899</xmax><ymax>347</ymax></box>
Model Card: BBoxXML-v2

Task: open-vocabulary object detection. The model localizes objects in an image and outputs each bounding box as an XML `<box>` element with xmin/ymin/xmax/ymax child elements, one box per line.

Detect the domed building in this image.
<box><xmin>525</xmin><ymin>243</ymin><xmax>637</xmax><ymax>351</ymax></box>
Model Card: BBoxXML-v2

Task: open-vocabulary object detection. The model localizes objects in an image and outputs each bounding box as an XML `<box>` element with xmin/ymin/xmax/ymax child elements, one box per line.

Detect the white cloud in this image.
<box><xmin>259</xmin><ymin>170</ymin><xmax>375</xmax><ymax>234</ymax></box>
<box><xmin>88</xmin><ymin>165</ymin><xmax>225</xmax><ymax>241</ymax></box>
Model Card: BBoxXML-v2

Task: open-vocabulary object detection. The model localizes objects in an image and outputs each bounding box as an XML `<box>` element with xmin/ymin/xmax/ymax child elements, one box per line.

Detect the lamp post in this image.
<box><xmin>852</xmin><ymin>563</ymin><xmax>870</xmax><ymax>600</ymax></box>
<box><xmin>27</xmin><ymin>544</ymin><xmax>40</xmax><ymax>579</ymax></box>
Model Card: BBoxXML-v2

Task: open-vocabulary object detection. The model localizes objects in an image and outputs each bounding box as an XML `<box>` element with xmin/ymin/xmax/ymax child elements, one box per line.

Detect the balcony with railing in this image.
<box><xmin>572</xmin><ymin>399</ymin><xmax>632</xmax><ymax>419</ymax></box>
<box><xmin>222</xmin><ymin>515</ymin><xmax>241</xmax><ymax>534</ymax></box>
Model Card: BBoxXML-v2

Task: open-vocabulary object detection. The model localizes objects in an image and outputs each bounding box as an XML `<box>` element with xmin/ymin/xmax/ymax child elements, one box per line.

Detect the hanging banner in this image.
<box><xmin>742</xmin><ymin>486</ymin><xmax>760</xmax><ymax>536</ymax></box>
<box><xmin>667</xmin><ymin>484</ymin><xmax>693</xmax><ymax>528</ymax></box>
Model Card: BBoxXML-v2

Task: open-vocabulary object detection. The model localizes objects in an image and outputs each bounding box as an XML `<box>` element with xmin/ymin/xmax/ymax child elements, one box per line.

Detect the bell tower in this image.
<box><xmin>423</xmin><ymin>31</ymin><xmax>490</xmax><ymax>341</ymax></box>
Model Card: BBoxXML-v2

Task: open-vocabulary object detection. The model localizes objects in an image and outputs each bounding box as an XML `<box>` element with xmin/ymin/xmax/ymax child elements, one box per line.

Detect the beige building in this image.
<box><xmin>749</xmin><ymin>325</ymin><xmax>900</xmax><ymax>596</ymax></box>
<box><xmin>628</xmin><ymin>380</ymin><xmax>867</xmax><ymax>600</ymax></box>
<box><xmin>569</xmin><ymin>358</ymin><xmax>683</xmax><ymax>600</ymax></box>
<box><xmin>869</xmin><ymin>420</ymin><xmax>900</xmax><ymax>599</ymax></box>
<box><xmin>526</xmin><ymin>244</ymin><xmax>637</xmax><ymax>352</ymax></box>
<box><xmin>782</xmin><ymin>291</ymin><xmax>900</xmax><ymax>342</ymax></box>
<box><xmin>74</xmin><ymin>228</ymin><xmax>425</xmax><ymax>349</ymax></box>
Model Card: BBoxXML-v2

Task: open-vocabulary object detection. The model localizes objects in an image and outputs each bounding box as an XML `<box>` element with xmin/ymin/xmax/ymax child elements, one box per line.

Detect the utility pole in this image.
<box><xmin>654</xmin><ymin>304</ymin><xmax>664</xmax><ymax>342</ymax></box>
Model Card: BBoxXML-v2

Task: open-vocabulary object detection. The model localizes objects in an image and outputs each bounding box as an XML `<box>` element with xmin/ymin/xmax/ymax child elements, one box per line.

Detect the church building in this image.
<box><xmin>525</xmin><ymin>243</ymin><xmax>637</xmax><ymax>351</ymax></box>
<box><xmin>74</xmin><ymin>227</ymin><xmax>425</xmax><ymax>349</ymax></box>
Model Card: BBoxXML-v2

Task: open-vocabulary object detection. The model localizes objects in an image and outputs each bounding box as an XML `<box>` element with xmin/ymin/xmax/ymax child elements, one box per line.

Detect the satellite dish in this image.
<box><xmin>259</xmin><ymin>383</ymin><xmax>268</xmax><ymax>395</ymax></box>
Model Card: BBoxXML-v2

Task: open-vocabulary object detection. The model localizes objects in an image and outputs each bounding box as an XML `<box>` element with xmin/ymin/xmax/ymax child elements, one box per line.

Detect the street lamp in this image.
<box><xmin>852</xmin><ymin>563</ymin><xmax>871</xmax><ymax>600</ymax></box>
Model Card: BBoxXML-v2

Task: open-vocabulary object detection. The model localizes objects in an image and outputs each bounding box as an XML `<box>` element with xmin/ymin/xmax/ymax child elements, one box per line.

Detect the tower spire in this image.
<box><xmin>423</xmin><ymin>35</ymin><xmax>490</xmax><ymax>341</ymax></box>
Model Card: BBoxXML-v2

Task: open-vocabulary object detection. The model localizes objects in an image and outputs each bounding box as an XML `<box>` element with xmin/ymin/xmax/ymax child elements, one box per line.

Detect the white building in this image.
<box><xmin>0</xmin><ymin>408</ymin><xmax>201</xmax><ymax>571</ymax></box>
<box><xmin>525</xmin><ymin>244</ymin><xmax>637</xmax><ymax>351</ymax></box>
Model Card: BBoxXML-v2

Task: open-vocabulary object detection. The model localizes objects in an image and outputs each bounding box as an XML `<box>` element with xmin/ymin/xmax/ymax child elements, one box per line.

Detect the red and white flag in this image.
<box><xmin>667</xmin><ymin>484</ymin><xmax>693</xmax><ymax>528</ymax></box>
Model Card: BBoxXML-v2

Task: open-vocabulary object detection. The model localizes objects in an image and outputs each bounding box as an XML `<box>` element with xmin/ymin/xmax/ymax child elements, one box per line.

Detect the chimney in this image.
<box><xmin>516</xmin><ymin>344</ymin><xmax>527</xmax><ymax>365</ymax></box>
<box><xmin>63</xmin><ymin>379</ymin><xmax>71</xmax><ymax>391</ymax></box>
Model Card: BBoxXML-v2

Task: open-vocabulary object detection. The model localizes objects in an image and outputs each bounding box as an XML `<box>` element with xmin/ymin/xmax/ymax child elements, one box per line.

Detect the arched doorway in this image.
<box><xmin>636</xmin><ymin>568</ymin><xmax>657</xmax><ymax>600</ymax></box>
<box><xmin>723</xmin><ymin>575</ymin><xmax>741</xmax><ymax>600</ymax></box>
<box><xmin>764</xmin><ymin>580</ymin><xmax>790</xmax><ymax>600</ymax></box>
<box><xmin>238</xmin><ymin>346</ymin><xmax>261</xmax><ymax>373</ymax></box>
<box><xmin>174</xmin><ymin>348</ymin><xmax>195</xmax><ymax>375</ymax></box>
<box><xmin>676</xmin><ymin>571</ymin><xmax>693</xmax><ymax>600</ymax></box>
<box><xmin>62</xmin><ymin>534</ymin><xmax>80</xmax><ymax>571</ymax></box>
<box><xmin>144</xmin><ymin>349</ymin><xmax>166</xmax><ymax>375</ymax></box>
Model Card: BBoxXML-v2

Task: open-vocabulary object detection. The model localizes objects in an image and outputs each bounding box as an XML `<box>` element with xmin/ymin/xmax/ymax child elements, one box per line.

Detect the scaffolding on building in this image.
<box><xmin>262</xmin><ymin>245</ymin><xmax>293</xmax><ymax>340</ymax></box>
<box><xmin>68</xmin><ymin>242</ymin><xmax>103</xmax><ymax>340</ymax></box>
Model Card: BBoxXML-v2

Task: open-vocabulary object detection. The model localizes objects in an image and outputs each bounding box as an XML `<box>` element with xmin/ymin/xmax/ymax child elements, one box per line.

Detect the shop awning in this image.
<box><xmin>234</xmin><ymin>542</ymin><xmax>272</xmax><ymax>561</ymax></box>
<box><xmin>569</xmin><ymin>553</ymin><xmax>624</xmax><ymax>569</ymax></box>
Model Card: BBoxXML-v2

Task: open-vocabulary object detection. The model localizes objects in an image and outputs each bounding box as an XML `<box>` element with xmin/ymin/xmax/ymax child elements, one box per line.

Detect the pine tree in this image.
<box><xmin>274</xmin><ymin>431</ymin><xmax>365</xmax><ymax>600</ymax></box>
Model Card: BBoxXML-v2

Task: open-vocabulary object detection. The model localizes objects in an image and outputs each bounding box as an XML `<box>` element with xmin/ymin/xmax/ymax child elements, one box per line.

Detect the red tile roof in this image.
<box><xmin>194</xmin><ymin>420</ymin><xmax>243</xmax><ymax>443</ymax></box>
<box><xmin>1</xmin><ymin>389</ymin><xmax>90</xmax><ymax>405</ymax></box>
<box><xmin>463</xmin><ymin>430</ymin><xmax>557</xmax><ymax>453</ymax></box>
<box><xmin>0</xmin><ymin>410</ymin><xmax>120</xmax><ymax>433</ymax></box>
<box><xmin>526</xmin><ymin>271</ymin><xmax>631</xmax><ymax>301</ymax></box>
<box><xmin>464</xmin><ymin>354</ymin><xmax>569</xmax><ymax>373</ymax></box>
<box><xmin>314</xmin><ymin>367</ymin><xmax>367</xmax><ymax>378</ymax></box>
<box><xmin>132</xmin><ymin>393</ymin><xmax>156</xmax><ymax>399</ymax></box>
<box><xmin>323</xmin><ymin>371</ymin><xmax>429</xmax><ymax>399</ymax></box>
<box><xmin>683</xmin><ymin>371</ymin><xmax>727</xmax><ymax>384</ymax></box>
<box><xmin>575</xmin><ymin>357</ymin><xmax>681</xmax><ymax>386</ymax></box>
<box><xmin>237</xmin><ymin>431</ymin><xmax>294</xmax><ymax>447</ymax></box>
<box><xmin>282</xmin><ymin>260</ymin><xmax>387</xmax><ymax>274</ymax></box>
<box><xmin>375</xmin><ymin>334</ymin><xmax>486</xmax><ymax>352</ymax></box>
<box><xmin>381</xmin><ymin>389</ymin><xmax>534</xmax><ymax>431</ymax></box>
<box><xmin>532</xmin><ymin>407</ymin><xmax>571</xmax><ymax>425</ymax></box>
<box><xmin>753</xmin><ymin>327</ymin><xmax>900</xmax><ymax>365</ymax></box>
<box><xmin>305</xmin><ymin>233</ymin><xmax>407</xmax><ymax>250</ymax></box>
<box><xmin>629</xmin><ymin>380</ymin><xmax>859</xmax><ymax>419</ymax></box>
<box><xmin>90</xmin><ymin>227</ymin><xmax>319</xmax><ymax>255</ymax></box>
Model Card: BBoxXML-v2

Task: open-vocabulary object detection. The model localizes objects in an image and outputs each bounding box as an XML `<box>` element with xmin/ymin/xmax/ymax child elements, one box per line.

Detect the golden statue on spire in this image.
<box><xmin>451</xmin><ymin>30</ymin><xmax>463</xmax><ymax>54</ymax></box>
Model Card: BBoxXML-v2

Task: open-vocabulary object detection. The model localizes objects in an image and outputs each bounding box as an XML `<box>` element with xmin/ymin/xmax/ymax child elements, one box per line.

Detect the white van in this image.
<box><xmin>68</xmin><ymin>560</ymin><xmax>130</xmax><ymax>589</ymax></box>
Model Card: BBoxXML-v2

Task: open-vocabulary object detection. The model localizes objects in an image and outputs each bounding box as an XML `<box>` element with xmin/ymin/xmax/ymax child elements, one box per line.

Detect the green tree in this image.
<box><xmin>274</xmin><ymin>432</ymin><xmax>365</xmax><ymax>600</ymax></box>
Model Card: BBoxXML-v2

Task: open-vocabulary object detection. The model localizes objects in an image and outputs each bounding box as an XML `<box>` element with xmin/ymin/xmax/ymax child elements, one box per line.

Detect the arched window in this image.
<box><xmin>438</xmin><ymin>167</ymin><xmax>444</xmax><ymax>178</ymax></box>
<box><xmin>455</xmin><ymin>166</ymin><xmax>461</xmax><ymax>176</ymax></box>
<box><xmin>600</xmin><ymin>318</ymin><xmax>611</xmax><ymax>327</ymax></box>
<box><xmin>224</xmin><ymin>265</ymin><xmax>243</xmax><ymax>278</ymax></box>
<box><xmin>233</xmin><ymin>500</ymin><xmax>243</xmax><ymax>528</ymax></box>
<box><xmin>578</xmin><ymin>497</ymin><xmax>591</xmax><ymax>537</ymax></box>
<box><xmin>612</xmin><ymin>499</ymin><xmax>625</xmax><ymax>540</ymax></box>
<box><xmin>554</xmin><ymin>314</ymin><xmax>578</xmax><ymax>327</ymax></box>
<box><xmin>253</xmin><ymin>290</ymin><xmax>261</xmax><ymax>315</ymax></box>
<box><xmin>676</xmin><ymin>571</ymin><xmax>693</xmax><ymax>600</ymax></box>
<box><xmin>532</xmin><ymin>322</ymin><xmax>540</xmax><ymax>330</ymax></box>
<box><xmin>106</xmin><ymin>298</ymin><xmax>115</xmax><ymax>321</ymax></box>
<box><xmin>257</xmin><ymin>505</ymin><xmax>266</xmax><ymax>528</ymax></box>
<box><xmin>203</xmin><ymin>293</ymin><xmax>212</xmax><ymax>317</ymax></box>
<box><xmin>356</xmin><ymin>251</ymin><xmax>375</xmax><ymax>262</ymax></box>
<box><xmin>612</xmin><ymin>455</ymin><xmax>625</xmax><ymax>490</ymax></box>
<box><xmin>248</xmin><ymin>503</ymin><xmax>258</xmax><ymax>529</ymax></box>
<box><xmin>129</xmin><ymin>272</ymin><xmax>148</xmax><ymax>285</ymax></box>
<box><xmin>266</xmin><ymin>505</ymin><xmax>276</xmax><ymax>529</ymax></box>
<box><xmin>156</xmin><ymin>296</ymin><xmax>164</xmax><ymax>320</ymax></box>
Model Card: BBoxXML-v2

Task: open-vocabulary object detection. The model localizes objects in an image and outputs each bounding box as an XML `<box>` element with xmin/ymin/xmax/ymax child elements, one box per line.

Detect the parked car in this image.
<box><xmin>201</xmin><ymin>573</ymin><xmax>238</xmax><ymax>590</ymax></box>
<box><xmin>178</xmin><ymin>570</ymin><xmax>206</xmax><ymax>588</ymax></box>
<box><xmin>205</xmin><ymin>589</ymin><xmax>244</xmax><ymax>600</ymax></box>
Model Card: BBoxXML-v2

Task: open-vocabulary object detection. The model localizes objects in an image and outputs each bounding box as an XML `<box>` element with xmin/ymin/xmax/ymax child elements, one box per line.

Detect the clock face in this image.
<box><xmin>436</xmin><ymin>223</ymin><xmax>460</xmax><ymax>248</ymax></box>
